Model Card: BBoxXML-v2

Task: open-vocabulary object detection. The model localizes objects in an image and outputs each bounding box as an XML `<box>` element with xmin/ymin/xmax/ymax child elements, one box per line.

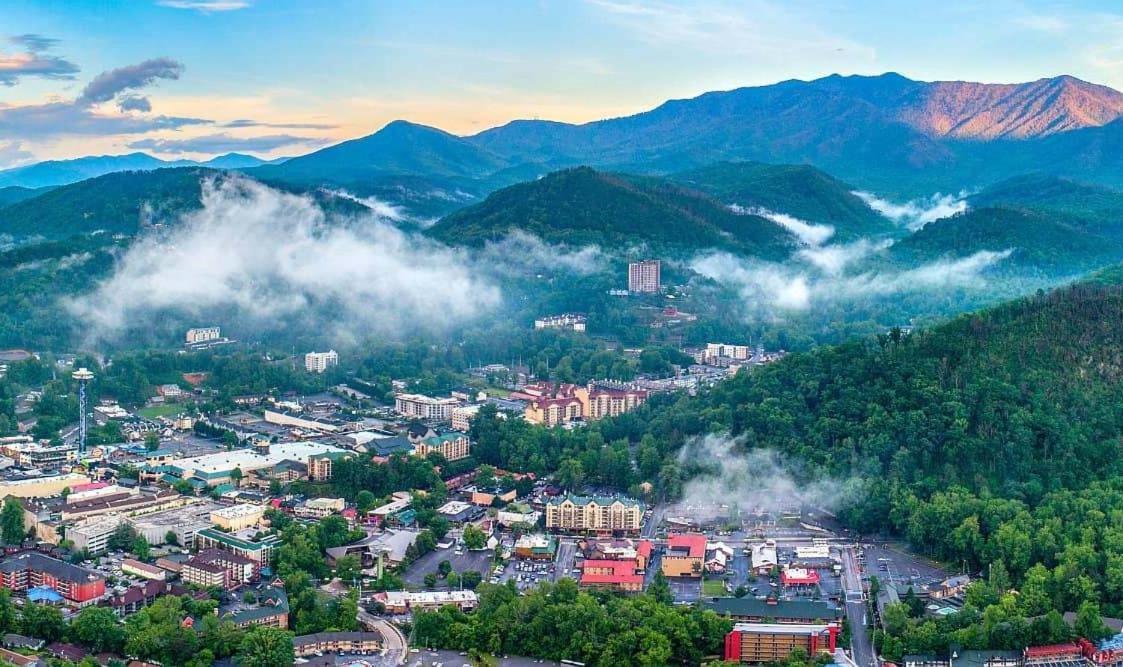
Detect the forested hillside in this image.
<box><xmin>669</xmin><ymin>161</ymin><xmax>895</xmax><ymax>239</ymax></box>
<box><xmin>428</xmin><ymin>166</ymin><xmax>797</xmax><ymax>256</ymax></box>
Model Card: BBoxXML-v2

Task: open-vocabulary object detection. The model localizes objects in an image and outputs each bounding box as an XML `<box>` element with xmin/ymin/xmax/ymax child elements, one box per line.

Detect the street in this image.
<box><xmin>842</xmin><ymin>546</ymin><xmax>876</xmax><ymax>667</ymax></box>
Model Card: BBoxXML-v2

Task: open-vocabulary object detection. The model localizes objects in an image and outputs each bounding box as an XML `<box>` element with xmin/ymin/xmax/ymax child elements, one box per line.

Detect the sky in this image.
<box><xmin>3</xmin><ymin>0</ymin><xmax>1123</xmax><ymax>166</ymax></box>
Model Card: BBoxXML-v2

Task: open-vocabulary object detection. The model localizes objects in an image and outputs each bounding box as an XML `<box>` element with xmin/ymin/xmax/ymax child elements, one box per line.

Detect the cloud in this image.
<box><xmin>796</xmin><ymin>239</ymin><xmax>891</xmax><ymax>275</ymax></box>
<box><xmin>156</xmin><ymin>0</ymin><xmax>251</xmax><ymax>11</ymax></box>
<box><xmin>0</xmin><ymin>56</ymin><xmax>208</xmax><ymax>140</ymax></box>
<box><xmin>854</xmin><ymin>190</ymin><xmax>969</xmax><ymax>231</ymax></box>
<box><xmin>478</xmin><ymin>230</ymin><xmax>608</xmax><ymax>276</ymax></box>
<box><xmin>691</xmin><ymin>248</ymin><xmax>1011</xmax><ymax>315</ymax></box>
<box><xmin>0</xmin><ymin>141</ymin><xmax>34</xmax><ymax>169</ymax></box>
<box><xmin>223</xmin><ymin>118</ymin><xmax>337</xmax><ymax>130</ymax></box>
<box><xmin>1</xmin><ymin>34</ymin><xmax>80</xmax><ymax>86</ymax></box>
<box><xmin>77</xmin><ymin>58</ymin><xmax>184</xmax><ymax>106</ymax></box>
<box><xmin>319</xmin><ymin>188</ymin><xmax>408</xmax><ymax>223</ymax></box>
<box><xmin>677</xmin><ymin>434</ymin><xmax>863</xmax><ymax>516</ymax></box>
<box><xmin>68</xmin><ymin>175</ymin><xmax>499</xmax><ymax>341</ymax></box>
<box><xmin>1014</xmin><ymin>14</ymin><xmax>1068</xmax><ymax>34</ymax></box>
<box><xmin>118</xmin><ymin>95</ymin><xmax>153</xmax><ymax>113</ymax></box>
<box><xmin>729</xmin><ymin>204</ymin><xmax>834</xmax><ymax>246</ymax></box>
<box><xmin>128</xmin><ymin>133</ymin><xmax>326</xmax><ymax>155</ymax></box>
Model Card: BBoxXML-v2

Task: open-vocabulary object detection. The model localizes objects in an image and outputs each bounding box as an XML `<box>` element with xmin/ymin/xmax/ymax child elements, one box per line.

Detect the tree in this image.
<box><xmin>355</xmin><ymin>490</ymin><xmax>376</xmax><ymax>514</ymax></box>
<box><xmin>462</xmin><ymin>524</ymin><xmax>486</xmax><ymax>550</ymax></box>
<box><xmin>236</xmin><ymin>626</ymin><xmax>294</xmax><ymax>667</ymax></box>
<box><xmin>438</xmin><ymin>560</ymin><xmax>453</xmax><ymax>578</ymax></box>
<box><xmin>1075</xmin><ymin>601</ymin><xmax>1112</xmax><ymax>642</ymax></box>
<box><xmin>144</xmin><ymin>431</ymin><xmax>160</xmax><ymax>451</ymax></box>
<box><xmin>649</xmin><ymin>570</ymin><xmax>673</xmax><ymax>605</ymax></box>
<box><xmin>1</xmin><ymin>497</ymin><xmax>25</xmax><ymax>545</ymax></box>
<box><xmin>0</xmin><ymin>590</ymin><xmax>17</xmax><ymax>635</ymax></box>
<box><xmin>230</xmin><ymin>466</ymin><xmax>243</xmax><ymax>487</ymax></box>
<box><xmin>20</xmin><ymin>602</ymin><xmax>65</xmax><ymax>642</ymax></box>
<box><xmin>165</xmin><ymin>530</ymin><xmax>179</xmax><ymax>546</ymax></box>
<box><xmin>461</xmin><ymin>570</ymin><xmax>483</xmax><ymax>589</ymax></box>
<box><xmin>424</xmin><ymin>573</ymin><xmax>437</xmax><ymax>589</ymax></box>
<box><xmin>335</xmin><ymin>554</ymin><xmax>361</xmax><ymax>583</ymax></box>
<box><xmin>133</xmin><ymin>534</ymin><xmax>151</xmax><ymax>561</ymax></box>
<box><xmin>70</xmin><ymin>606</ymin><xmax>126</xmax><ymax>653</ymax></box>
<box><xmin>556</xmin><ymin>458</ymin><xmax>584</xmax><ymax>490</ymax></box>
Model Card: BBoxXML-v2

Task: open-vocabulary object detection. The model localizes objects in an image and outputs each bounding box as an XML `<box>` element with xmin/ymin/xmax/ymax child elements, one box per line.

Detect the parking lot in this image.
<box><xmin>402</xmin><ymin>547</ymin><xmax>494</xmax><ymax>588</ymax></box>
<box><xmin>860</xmin><ymin>542</ymin><xmax>948</xmax><ymax>592</ymax></box>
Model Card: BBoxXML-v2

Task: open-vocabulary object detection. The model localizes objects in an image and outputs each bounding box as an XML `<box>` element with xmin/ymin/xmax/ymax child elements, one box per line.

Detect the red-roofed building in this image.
<box><xmin>662</xmin><ymin>533</ymin><xmax>707</xmax><ymax>578</ymax></box>
<box><xmin>1024</xmin><ymin>643</ymin><xmax>1084</xmax><ymax>666</ymax></box>
<box><xmin>580</xmin><ymin>559</ymin><xmax>644</xmax><ymax>592</ymax></box>
<box><xmin>780</xmin><ymin>566</ymin><xmax>821</xmax><ymax>588</ymax></box>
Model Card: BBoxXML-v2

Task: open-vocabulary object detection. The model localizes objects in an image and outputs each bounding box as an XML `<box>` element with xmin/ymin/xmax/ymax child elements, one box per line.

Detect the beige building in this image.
<box><xmin>394</xmin><ymin>393</ymin><xmax>459</xmax><ymax>421</ymax></box>
<box><xmin>304</xmin><ymin>350</ymin><xmax>339</xmax><ymax>373</ymax></box>
<box><xmin>545</xmin><ymin>494</ymin><xmax>643</xmax><ymax>533</ymax></box>
<box><xmin>413</xmin><ymin>432</ymin><xmax>471</xmax><ymax>462</ymax></box>
<box><xmin>627</xmin><ymin>259</ymin><xmax>661</xmax><ymax>293</ymax></box>
<box><xmin>450</xmin><ymin>405</ymin><xmax>481</xmax><ymax>432</ymax></box>
<box><xmin>210</xmin><ymin>504</ymin><xmax>265</xmax><ymax>531</ymax></box>
<box><xmin>519</xmin><ymin>383</ymin><xmax>647</xmax><ymax>427</ymax></box>
<box><xmin>295</xmin><ymin>497</ymin><xmax>345</xmax><ymax>519</ymax></box>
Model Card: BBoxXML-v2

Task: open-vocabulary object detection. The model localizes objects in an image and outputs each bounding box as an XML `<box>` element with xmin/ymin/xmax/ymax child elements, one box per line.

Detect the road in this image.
<box><xmin>357</xmin><ymin>610</ymin><xmax>407</xmax><ymax>665</ymax></box>
<box><xmin>842</xmin><ymin>546</ymin><xmax>875</xmax><ymax>667</ymax></box>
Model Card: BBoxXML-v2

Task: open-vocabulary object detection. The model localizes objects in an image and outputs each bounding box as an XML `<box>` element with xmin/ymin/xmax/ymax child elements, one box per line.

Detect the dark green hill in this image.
<box><xmin>426</xmin><ymin>166</ymin><xmax>797</xmax><ymax>257</ymax></box>
<box><xmin>669</xmin><ymin>161</ymin><xmax>896</xmax><ymax>239</ymax></box>
<box><xmin>969</xmin><ymin>174</ymin><xmax>1123</xmax><ymax>234</ymax></box>
<box><xmin>889</xmin><ymin>206</ymin><xmax>1120</xmax><ymax>272</ymax></box>
<box><xmin>0</xmin><ymin>168</ymin><xmax>368</xmax><ymax>240</ymax></box>
<box><xmin>0</xmin><ymin>186</ymin><xmax>48</xmax><ymax>207</ymax></box>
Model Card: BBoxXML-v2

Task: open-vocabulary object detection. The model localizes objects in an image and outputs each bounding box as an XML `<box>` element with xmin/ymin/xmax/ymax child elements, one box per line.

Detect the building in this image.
<box><xmin>128</xmin><ymin>502</ymin><xmax>217</xmax><ymax>548</ymax></box>
<box><xmin>375</xmin><ymin>590</ymin><xmax>479</xmax><ymax>615</ymax></box>
<box><xmin>294</xmin><ymin>632</ymin><xmax>384</xmax><ymax>658</ymax></box>
<box><xmin>122</xmin><ymin>559</ymin><xmax>165</xmax><ymax>581</ymax></box>
<box><xmin>780</xmin><ymin>566</ymin><xmax>821</xmax><ymax>589</ymax></box>
<box><xmin>723</xmin><ymin>622</ymin><xmax>839</xmax><ymax>663</ymax></box>
<box><xmin>930</xmin><ymin>574</ymin><xmax>971</xmax><ymax>599</ymax></box>
<box><xmin>210</xmin><ymin>504</ymin><xmax>265</xmax><ymax>531</ymax></box>
<box><xmin>295</xmin><ymin>497</ymin><xmax>345</xmax><ymax>519</ymax></box>
<box><xmin>305</xmin><ymin>350</ymin><xmax>339</xmax><ymax>373</ymax></box>
<box><xmin>580</xmin><ymin>559</ymin><xmax>645</xmax><ymax>592</ymax></box>
<box><xmin>700</xmin><ymin>343</ymin><xmax>752</xmax><ymax>364</ymax></box>
<box><xmin>582</xmin><ymin>383</ymin><xmax>648</xmax><ymax>421</ymax></box>
<box><xmin>628</xmin><ymin>259</ymin><xmax>661</xmax><ymax>293</ymax></box>
<box><xmin>545</xmin><ymin>494</ymin><xmax>643</xmax><ymax>534</ymax></box>
<box><xmin>704</xmin><ymin>597</ymin><xmax>844</xmax><ymax>625</ymax></box>
<box><xmin>223</xmin><ymin>580</ymin><xmax>289</xmax><ymax>629</ymax></box>
<box><xmin>662</xmin><ymin>533</ymin><xmax>707</xmax><ymax>578</ymax></box>
<box><xmin>514</xmin><ymin>534</ymin><xmax>557</xmax><ymax>561</ymax></box>
<box><xmin>534</xmin><ymin>314</ymin><xmax>587</xmax><ymax>332</ymax></box>
<box><xmin>414</xmin><ymin>432</ymin><xmax>471</xmax><ymax>462</ymax></box>
<box><xmin>183</xmin><ymin>549</ymin><xmax>257</xmax><ymax>588</ymax></box>
<box><xmin>155</xmin><ymin>441</ymin><xmax>349</xmax><ymax>488</ymax></box>
<box><xmin>751</xmin><ymin>540</ymin><xmax>778</xmax><ymax>575</ymax></box>
<box><xmin>68</xmin><ymin>515</ymin><xmax>123</xmax><ymax>555</ymax></box>
<box><xmin>195</xmin><ymin>528</ymin><xmax>281</xmax><ymax>569</ymax></box>
<box><xmin>518</xmin><ymin>382</ymin><xmax>647</xmax><ymax>427</ymax></box>
<box><xmin>393</xmin><ymin>394</ymin><xmax>460</xmax><ymax>421</ymax></box>
<box><xmin>0</xmin><ymin>552</ymin><xmax>105</xmax><ymax>605</ymax></box>
<box><xmin>185</xmin><ymin>327</ymin><xmax>221</xmax><ymax>345</ymax></box>
<box><xmin>450</xmin><ymin>405</ymin><xmax>481</xmax><ymax>432</ymax></box>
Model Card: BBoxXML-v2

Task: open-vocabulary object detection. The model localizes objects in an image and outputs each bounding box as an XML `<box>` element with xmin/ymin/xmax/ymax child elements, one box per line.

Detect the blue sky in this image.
<box><xmin>3</xmin><ymin>0</ymin><xmax>1123</xmax><ymax>166</ymax></box>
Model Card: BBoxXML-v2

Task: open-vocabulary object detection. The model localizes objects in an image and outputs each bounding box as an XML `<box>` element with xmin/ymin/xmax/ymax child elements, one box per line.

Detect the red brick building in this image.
<box><xmin>0</xmin><ymin>552</ymin><xmax>105</xmax><ymax>605</ymax></box>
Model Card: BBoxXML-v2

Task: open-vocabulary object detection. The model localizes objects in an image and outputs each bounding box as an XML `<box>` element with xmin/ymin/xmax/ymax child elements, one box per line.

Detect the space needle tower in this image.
<box><xmin>72</xmin><ymin>368</ymin><xmax>94</xmax><ymax>456</ymax></box>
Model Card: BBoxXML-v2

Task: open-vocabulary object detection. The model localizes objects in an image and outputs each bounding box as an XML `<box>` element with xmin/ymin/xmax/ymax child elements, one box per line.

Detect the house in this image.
<box><xmin>930</xmin><ymin>574</ymin><xmax>971</xmax><ymax>599</ymax></box>
<box><xmin>513</xmin><ymin>534</ymin><xmax>557</xmax><ymax>561</ymax></box>
<box><xmin>580</xmin><ymin>559</ymin><xmax>644</xmax><ymax>592</ymax></box>
<box><xmin>374</xmin><ymin>590</ymin><xmax>478</xmax><ymax>614</ymax></box>
<box><xmin>222</xmin><ymin>580</ymin><xmax>289</xmax><ymax>629</ymax></box>
<box><xmin>0</xmin><ymin>648</ymin><xmax>46</xmax><ymax>666</ymax></box>
<box><xmin>2</xmin><ymin>634</ymin><xmax>43</xmax><ymax>651</ymax></box>
<box><xmin>706</xmin><ymin>542</ymin><xmax>735</xmax><ymax>574</ymax></box>
<box><xmin>105</xmin><ymin>580</ymin><xmax>167</xmax><ymax>617</ymax></box>
<box><xmin>780</xmin><ymin>566</ymin><xmax>821</xmax><ymax>589</ymax></box>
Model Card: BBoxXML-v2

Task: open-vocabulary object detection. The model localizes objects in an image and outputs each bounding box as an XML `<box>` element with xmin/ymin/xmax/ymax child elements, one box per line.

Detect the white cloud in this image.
<box><xmin>691</xmin><ymin>248</ymin><xmax>1011</xmax><ymax>315</ymax></box>
<box><xmin>319</xmin><ymin>188</ymin><xmax>409</xmax><ymax>223</ymax></box>
<box><xmin>67</xmin><ymin>176</ymin><xmax>499</xmax><ymax>341</ymax></box>
<box><xmin>854</xmin><ymin>190</ymin><xmax>969</xmax><ymax>230</ymax></box>
<box><xmin>0</xmin><ymin>140</ymin><xmax>34</xmax><ymax>169</ymax></box>
<box><xmin>729</xmin><ymin>204</ymin><xmax>835</xmax><ymax>246</ymax></box>
<box><xmin>796</xmin><ymin>239</ymin><xmax>891</xmax><ymax>275</ymax></box>
<box><xmin>479</xmin><ymin>230</ymin><xmax>607</xmax><ymax>276</ymax></box>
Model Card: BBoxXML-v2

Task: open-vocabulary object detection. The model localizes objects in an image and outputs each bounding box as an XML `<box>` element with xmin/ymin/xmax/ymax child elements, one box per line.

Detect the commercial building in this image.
<box><xmin>704</xmin><ymin>597</ymin><xmax>844</xmax><ymax>625</ymax></box>
<box><xmin>375</xmin><ymin>590</ymin><xmax>479</xmax><ymax>614</ymax></box>
<box><xmin>294</xmin><ymin>632</ymin><xmax>384</xmax><ymax>658</ymax></box>
<box><xmin>0</xmin><ymin>473</ymin><xmax>90</xmax><ymax>499</ymax></box>
<box><xmin>210</xmin><ymin>504</ymin><xmax>265</xmax><ymax>531</ymax></box>
<box><xmin>514</xmin><ymin>534</ymin><xmax>557</xmax><ymax>561</ymax></box>
<box><xmin>700</xmin><ymin>343</ymin><xmax>752</xmax><ymax>364</ymax></box>
<box><xmin>0</xmin><ymin>552</ymin><xmax>105</xmax><ymax>605</ymax></box>
<box><xmin>518</xmin><ymin>382</ymin><xmax>647</xmax><ymax>427</ymax></box>
<box><xmin>128</xmin><ymin>502</ymin><xmax>217</xmax><ymax>547</ymax></box>
<box><xmin>414</xmin><ymin>432</ymin><xmax>471</xmax><ymax>462</ymax></box>
<box><xmin>580</xmin><ymin>559</ymin><xmax>645</xmax><ymax>592</ymax></box>
<box><xmin>223</xmin><ymin>581</ymin><xmax>289</xmax><ymax>629</ymax></box>
<box><xmin>304</xmin><ymin>350</ymin><xmax>339</xmax><ymax>373</ymax></box>
<box><xmin>723</xmin><ymin>622</ymin><xmax>839</xmax><ymax>663</ymax></box>
<box><xmin>661</xmin><ymin>533</ymin><xmax>707</xmax><ymax>578</ymax></box>
<box><xmin>534</xmin><ymin>314</ymin><xmax>587</xmax><ymax>332</ymax></box>
<box><xmin>121</xmin><ymin>559</ymin><xmax>165</xmax><ymax>581</ymax></box>
<box><xmin>185</xmin><ymin>327</ymin><xmax>221</xmax><ymax>345</ymax></box>
<box><xmin>545</xmin><ymin>494</ymin><xmax>643</xmax><ymax>534</ymax></box>
<box><xmin>450</xmin><ymin>405</ymin><xmax>481</xmax><ymax>432</ymax></box>
<box><xmin>393</xmin><ymin>394</ymin><xmax>460</xmax><ymax>421</ymax></box>
<box><xmin>156</xmin><ymin>441</ymin><xmax>349</xmax><ymax>487</ymax></box>
<box><xmin>183</xmin><ymin>549</ymin><xmax>257</xmax><ymax>588</ymax></box>
<box><xmin>195</xmin><ymin>528</ymin><xmax>281</xmax><ymax>569</ymax></box>
<box><xmin>0</xmin><ymin>441</ymin><xmax>78</xmax><ymax>468</ymax></box>
<box><xmin>780</xmin><ymin>566</ymin><xmax>821</xmax><ymax>589</ymax></box>
<box><xmin>295</xmin><ymin>497</ymin><xmax>345</xmax><ymax>519</ymax></box>
<box><xmin>67</xmin><ymin>514</ymin><xmax>123</xmax><ymax>555</ymax></box>
<box><xmin>628</xmin><ymin>259</ymin><xmax>661</xmax><ymax>293</ymax></box>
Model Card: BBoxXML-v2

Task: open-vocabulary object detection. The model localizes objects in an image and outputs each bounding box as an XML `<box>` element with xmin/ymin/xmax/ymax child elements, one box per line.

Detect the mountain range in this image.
<box><xmin>0</xmin><ymin>152</ymin><xmax>285</xmax><ymax>190</ymax></box>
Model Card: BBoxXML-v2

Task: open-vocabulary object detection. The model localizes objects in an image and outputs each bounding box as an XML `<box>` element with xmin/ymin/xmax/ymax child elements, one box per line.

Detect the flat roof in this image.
<box><xmin>170</xmin><ymin>441</ymin><xmax>347</xmax><ymax>476</ymax></box>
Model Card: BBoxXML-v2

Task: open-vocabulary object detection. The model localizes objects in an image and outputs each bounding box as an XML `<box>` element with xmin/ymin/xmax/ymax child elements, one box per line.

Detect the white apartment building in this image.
<box><xmin>295</xmin><ymin>497</ymin><xmax>345</xmax><ymax>519</ymax></box>
<box><xmin>627</xmin><ymin>259</ymin><xmax>661</xmax><ymax>293</ymax></box>
<box><xmin>534</xmin><ymin>314</ymin><xmax>587</xmax><ymax>332</ymax></box>
<box><xmin>394</xmin><ymin>393</ymin><xmax>459</xmax><ymax>421</ymax></box>
<box><xmin>185</xmin><ymin>327</ymin><xmax>221</xmax><ymax>345</ymax></box>
<box><xmin>304</xmin><ymin>350</ymin><xmax>339</xmax><ymax>373</ymax></box>
<box><xmin>704</xmin><ymin>343</ymin><xmax>751</xmax><ymax>362</ymax></box>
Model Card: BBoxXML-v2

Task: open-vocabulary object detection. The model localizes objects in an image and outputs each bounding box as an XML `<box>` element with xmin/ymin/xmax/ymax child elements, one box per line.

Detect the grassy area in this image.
<box><xmin>702</xmin><ymin>578</ymin><xmax>727</xmax><ymax>596</ymax></box>
<box><xmin>137</xmin><ymin>404</ymin><xmax>184</xmax><ymax>419</ymax></box>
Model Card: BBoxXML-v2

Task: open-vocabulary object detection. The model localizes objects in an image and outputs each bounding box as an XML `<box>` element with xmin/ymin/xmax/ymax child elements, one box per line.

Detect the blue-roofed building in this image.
<box><xmin>26</xmin><ymin>586</ymin><xmax>63</xmax><ymax>604</ymax></box>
